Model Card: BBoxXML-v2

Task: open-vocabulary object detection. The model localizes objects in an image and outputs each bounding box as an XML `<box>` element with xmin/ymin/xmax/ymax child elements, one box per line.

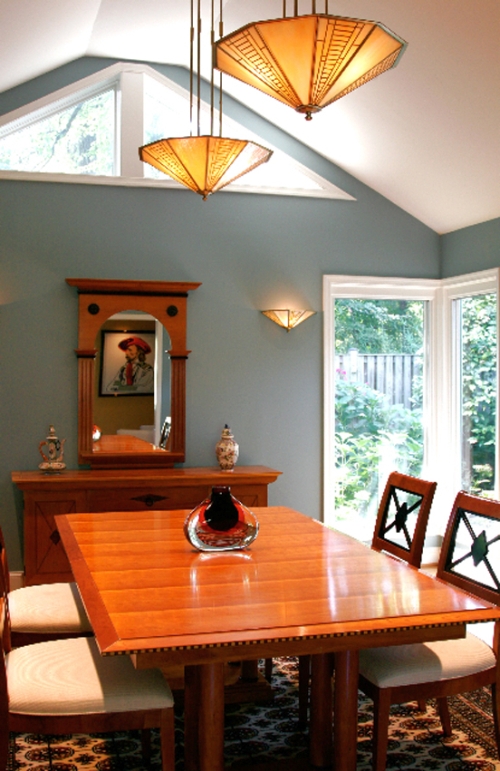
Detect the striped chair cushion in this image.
<box><xmin>7</xmin><ymin>637</ymin><xmax>173</xmax><ymax>715</ymax></box>
<box><xmin>359</xmin><ymin>630</ymin><xmax>496</xmax><ymax>689</ymax></box>
<box><xmin>9</xmin><ymin>582</ymin><xmax>92</xmax><ymax>633</ymax></box>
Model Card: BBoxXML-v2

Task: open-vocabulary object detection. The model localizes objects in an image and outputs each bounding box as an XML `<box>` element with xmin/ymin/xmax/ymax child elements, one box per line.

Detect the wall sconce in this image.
<box><xmin>261</xmin><ymin>309</ymin><xmax>316</xmax><ymax>331</ymax></box>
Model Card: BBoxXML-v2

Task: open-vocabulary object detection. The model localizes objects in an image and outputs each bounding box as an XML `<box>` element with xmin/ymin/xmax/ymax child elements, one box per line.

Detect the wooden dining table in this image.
<box><xmin>55</xmin><ymin>506</ymin><xmax>500</xmax><ymax>771</ymax></box>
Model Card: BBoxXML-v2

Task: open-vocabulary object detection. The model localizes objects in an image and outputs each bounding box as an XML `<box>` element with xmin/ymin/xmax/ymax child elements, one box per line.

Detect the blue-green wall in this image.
<box><xmin>441</xmin><ymin>217</ymin><xmax>500</xmax><ymax>277</ymax></box>
<box><xmin>2</xmin><ymin>56</ymin><xmax>496</xmax><ymax>571</ymax></box>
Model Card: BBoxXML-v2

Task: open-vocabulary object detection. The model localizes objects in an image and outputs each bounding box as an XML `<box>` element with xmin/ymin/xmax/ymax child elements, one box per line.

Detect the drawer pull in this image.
<box><xmin>131</xmin><ymin>494</ymin><xmax>167</xmax><ymax>507</ymax></box>
<box><xmin>50</xmin><ymin>529</ymin><xmax>61</xmax><ymax>545</ymax></box>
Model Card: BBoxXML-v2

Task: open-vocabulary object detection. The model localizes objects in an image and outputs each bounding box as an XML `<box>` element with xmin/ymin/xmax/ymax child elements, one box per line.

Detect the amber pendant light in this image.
<box><xmin>215</xmin><ymin>1</ymin><xmax>407</xmax><ymax>121</ymax></box>
<box><xmin>139</xmin><ymin>0</ymin><xmax>273</xmax><ymax>199</ymax></box>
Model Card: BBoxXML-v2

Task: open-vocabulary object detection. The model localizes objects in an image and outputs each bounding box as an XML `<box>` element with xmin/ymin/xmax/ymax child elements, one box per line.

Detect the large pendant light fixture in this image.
<box><xmin>139</xmin><ymin>0</ymin><xmax>273</xmax><ymax>199</ymax></box>
<box><xmin>215</xmin><ymin>1</ymin><xmax>407</xmax><ymax>121</ymax></box>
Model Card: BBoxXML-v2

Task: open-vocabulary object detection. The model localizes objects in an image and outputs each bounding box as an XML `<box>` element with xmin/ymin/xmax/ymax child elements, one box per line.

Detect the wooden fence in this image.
<box><xmin>335</xmin><ymin>351</ymin><xmax>422</xmax><ymax>409</ymax></box>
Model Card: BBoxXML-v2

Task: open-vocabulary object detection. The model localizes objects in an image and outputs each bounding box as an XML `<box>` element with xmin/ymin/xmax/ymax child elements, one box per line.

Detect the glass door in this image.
<box><xmin>332</xmin><ymin>298</ymin><xmax>426</xmax><ymax>538</ymax></box>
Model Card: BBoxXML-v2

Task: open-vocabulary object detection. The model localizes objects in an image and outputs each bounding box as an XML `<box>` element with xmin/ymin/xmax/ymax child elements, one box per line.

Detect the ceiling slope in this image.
<box><xmin>0</xmin><ymin>0</ymin><xmax>498</xmax><ymax>234</ymax></box>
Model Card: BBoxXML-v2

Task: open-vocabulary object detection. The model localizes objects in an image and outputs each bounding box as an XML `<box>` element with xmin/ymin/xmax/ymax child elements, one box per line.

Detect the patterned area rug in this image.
<box><xmin>8</xmin><ymin>657</ymin><xmax>500</xmax><ymax>770</ymax></box>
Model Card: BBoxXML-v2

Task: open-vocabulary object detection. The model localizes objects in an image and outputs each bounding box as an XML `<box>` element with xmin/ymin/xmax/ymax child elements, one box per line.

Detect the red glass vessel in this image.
<box><xmin>184</xmin><ymin>485</ymin><xmax>259</xmax><ymax>552</ymax></box>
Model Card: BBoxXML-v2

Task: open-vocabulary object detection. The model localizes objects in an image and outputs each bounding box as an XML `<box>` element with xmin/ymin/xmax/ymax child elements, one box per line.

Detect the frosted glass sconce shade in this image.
<box><xmin>262</xmin><ymin>309</ymin><xmax>316</xmax><ymax>331</ymax></box>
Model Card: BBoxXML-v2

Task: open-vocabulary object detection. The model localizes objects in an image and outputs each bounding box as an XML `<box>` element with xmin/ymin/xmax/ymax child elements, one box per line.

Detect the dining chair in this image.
<box><xmin>0</xmin><ymin>526</ymin><xmax>93</xmax><ymax>646</ymax></box>
<box><xmin>358</xmin><ymin>490</ymin><xmax>500</xmax><ymax>771</ymax></box>
<box><xmin>296</xmin><ymin>470</ymin><xmax>437</xmax><ymax>724</ymax></box>
<box><xmin>370</xmin><ymin>469</ymin><xmax>437</xmax><ymax>567</ymax></box>
<box><xmin>0</xmin><ymin>570</ymin><xmax>176</xmax><ymax>771</ymax></box>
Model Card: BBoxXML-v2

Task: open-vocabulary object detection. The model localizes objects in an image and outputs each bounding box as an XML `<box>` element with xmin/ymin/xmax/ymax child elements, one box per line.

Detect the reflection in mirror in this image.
<box><xmin>66</xmin><ymin>278</ymin><xmax>201</xmax><ymax>469</ymax></box>
<box><xmin>93</xmin><ymin>312</ymin><xmax>172</xmax><ymax>448</ymax></box>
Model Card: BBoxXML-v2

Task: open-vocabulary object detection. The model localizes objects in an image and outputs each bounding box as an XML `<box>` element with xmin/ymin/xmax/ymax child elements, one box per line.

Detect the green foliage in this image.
<box><xmin>333</xmin><ymin>292</ymin><xmax>497</xmax><ymax>519</ymax></box>
<box><xmin>334</xmin><ymin>376</ymin><xmax>423</xmax><ymax>522</ymax></box>
<box><xmin>335</xmin><ymin>299</ymin><xmax>424</xmax><ymax>354</ymax></box>
<box><xmin>0</xmin><ymin>90</ymin><xmax>114</xmax><ymax>174</ymax></box>
<box><xmin>462</xmin><ymin>293</ymin><xmax>497</xmax><ymax>493</ymax></box>
<box><xmin>333</xmin><ymin>298</ymin><xmax>425</xmax><ymax>523</ymax></box>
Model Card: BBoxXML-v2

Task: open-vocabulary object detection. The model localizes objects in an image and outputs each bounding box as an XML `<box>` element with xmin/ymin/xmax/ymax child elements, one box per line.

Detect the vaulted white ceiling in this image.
<box><xmin>1</xmin><ymin>0</ymin><xmax>498</xmax><ymax>234</ymax></box>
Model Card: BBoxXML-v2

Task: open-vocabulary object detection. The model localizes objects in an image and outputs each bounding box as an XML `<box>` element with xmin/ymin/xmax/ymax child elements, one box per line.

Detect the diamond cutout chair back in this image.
<box><xmin>358</xmin><ymin>490</ymin><xmax>500</xmax><ymax>771</ymax></box>
<box><xmin>437</xmin><ymin>490</ymin><xmax>500</xmax><ymax>602</ymax></box>
<box><xmin>371</xmin><ymin>470</ymin><xmax>437</xmax><ymax>567</ymax></box>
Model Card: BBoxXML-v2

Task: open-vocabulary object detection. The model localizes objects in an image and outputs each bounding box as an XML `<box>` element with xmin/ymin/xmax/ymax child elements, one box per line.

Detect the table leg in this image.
<box><xmin>309</xmin><ymin>652</ymin><xmax>333</xmax><ymax>767</ymax></box>
<box><xmin>198</xmin><ymin>662</ymin><xmax>225</xmax><ymax>771</ymax></box>
<box><xmin>333</xmin><ymin>650</ymin><xmax>359</xmax><ymax>771</ymax></box>
<box><xmin>240</xmin><ymin>660</ymin><xmax>259</xmax><ymax>681</ymax></box>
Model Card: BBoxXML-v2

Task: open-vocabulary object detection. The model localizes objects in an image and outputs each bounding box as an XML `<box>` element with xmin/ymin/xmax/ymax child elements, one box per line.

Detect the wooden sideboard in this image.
<box><xmin>12</xmin><ymin>466</ymin><xmax>282</xmax><ymax>585</ymax></box>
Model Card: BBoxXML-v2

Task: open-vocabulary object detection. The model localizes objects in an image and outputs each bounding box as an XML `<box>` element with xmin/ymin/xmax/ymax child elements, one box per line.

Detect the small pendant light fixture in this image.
<box><xmin>215</xmin><ymin>1</ymin><xmax>407</xmax><ymax>121</ymax></box>
<box><xmin>139</xmin><ymin>0</ymin><xmax>273</xmax><ymax>199</ymax></box>
<box><xmin>262</xmin><ymin>309</ymin><xmax>316</xmax><ymax>331</ymax></box>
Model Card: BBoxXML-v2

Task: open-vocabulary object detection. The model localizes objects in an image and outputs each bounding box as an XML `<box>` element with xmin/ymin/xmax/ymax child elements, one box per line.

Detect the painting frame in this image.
<box><xmin>99</xmin><ymin>330</ymin><xmax>156</xmax><ymax>397</ymax></box>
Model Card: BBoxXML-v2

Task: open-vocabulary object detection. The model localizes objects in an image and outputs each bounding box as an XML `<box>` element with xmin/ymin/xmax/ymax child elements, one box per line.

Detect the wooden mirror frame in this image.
<box><xmin>66</xmin><ymin>278</ymin><xmax>201</xmax><ymax>469</ymax></box>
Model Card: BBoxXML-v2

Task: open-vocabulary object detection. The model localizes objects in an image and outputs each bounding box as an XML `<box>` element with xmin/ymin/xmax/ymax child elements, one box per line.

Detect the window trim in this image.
<box><xmin>0</xmin><ymin>62</ymin><xmax>355</xmax><ymax>200</ymax></box>
<box><xmin>322</xmin><ymin>269</ymin><xmax>500</xmax><ymax>539</ymax></box>
<box><xmin>436</xmin><ymin>269</ymin><xmax>500</xmax><ymax>507</ymax></box>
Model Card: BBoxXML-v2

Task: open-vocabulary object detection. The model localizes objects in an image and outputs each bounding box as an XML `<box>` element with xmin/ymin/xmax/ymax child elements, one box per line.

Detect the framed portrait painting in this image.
<box><xmin>99</xmin><ymin>331</ymin><xmax>156</xmax><ymax>396</ymax></box>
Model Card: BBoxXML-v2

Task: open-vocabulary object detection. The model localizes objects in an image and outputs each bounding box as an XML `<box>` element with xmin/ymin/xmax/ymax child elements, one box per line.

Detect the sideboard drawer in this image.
<box><xmin>87</xmin><ymin>487</ymin><xmax>206</xmax><ymax>512</ymax></box>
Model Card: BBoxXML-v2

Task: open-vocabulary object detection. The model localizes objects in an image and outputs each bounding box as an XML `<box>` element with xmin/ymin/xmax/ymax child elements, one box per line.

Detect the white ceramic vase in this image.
<box><xmin>215</xmin><ymin>424</ymin><xmax>239</xmax><ymax>471</ymax></box>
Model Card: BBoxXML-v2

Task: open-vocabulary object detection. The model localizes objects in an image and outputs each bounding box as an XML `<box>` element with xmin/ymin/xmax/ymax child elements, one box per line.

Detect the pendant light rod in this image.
<box><xmin>138</xmin><ymin>0</ymin><xmax>273</xmax><ymax>199</ymax></box>
<box><xmin>189</xmin><ymin>0</ymin><xmax>194</xmax><ymax>135</ymax></box>
<box><xmin>283</xmin><ymin>0</ymin><xmax>329</xmax><ymax>17</ymax></box>
<box><xmin>197</xmin><ymin>0</ymin><xmax>201</xmax><ymax>136</ymax></box>
<box><xmin>210</xmin><ymin>0</ymin><xmax>215</xmax><ymax>135</ymax></box>
<box><xmin>219</xmin><ymin>0</ymin><xmax>223</xmax><ymax>136</ymax></box>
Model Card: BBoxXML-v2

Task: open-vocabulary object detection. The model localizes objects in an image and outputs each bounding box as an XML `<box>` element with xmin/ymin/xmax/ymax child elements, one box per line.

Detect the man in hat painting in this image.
<box><xmin>107</xmin><ymin>336</ymin><xmax>154</xmax><ymax>393</ymax></box>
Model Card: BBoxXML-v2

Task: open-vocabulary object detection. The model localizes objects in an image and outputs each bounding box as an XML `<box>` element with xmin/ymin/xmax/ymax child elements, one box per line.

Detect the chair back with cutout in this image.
<box><xmin>371</xmin><ymin>471</ymin><xmax>437</xmax><ymax>567</ymax></box>
<box><xmin>437</xmin><ymin>491</ymin><xmax>500</xmax><ymax>661</ymax></box>
<box><xmin>438</xmin><ymin>491</ymin><xmax>500</xmax><ymax>615</ymax></box>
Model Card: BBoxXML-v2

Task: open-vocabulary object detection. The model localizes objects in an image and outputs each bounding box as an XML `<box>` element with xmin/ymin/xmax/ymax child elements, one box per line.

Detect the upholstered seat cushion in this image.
<box><xmin>8</xmin><ymin>582</ymin><xmax>92</xmax><ymax>633</ymax></box>
<box><xmin>7</xmin><ymin>637</ymin><xmax>173</xmax><ymax>715</ymax></box>
<box><xmin>359</xmin><ymin>630</ymin><xmax>496</xmax><ymax>689</ymax></box>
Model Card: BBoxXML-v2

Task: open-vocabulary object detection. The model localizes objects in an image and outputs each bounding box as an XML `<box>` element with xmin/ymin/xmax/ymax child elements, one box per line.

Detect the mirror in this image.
<box><xmin>66</xmin><ymin>278</ymin><xmax>201</xmax><ymax>469</ymax></box>
<box><xmin>94</xmin><ymin>312</ymin><xmax>164</xmax><ymax>445</ymax></box>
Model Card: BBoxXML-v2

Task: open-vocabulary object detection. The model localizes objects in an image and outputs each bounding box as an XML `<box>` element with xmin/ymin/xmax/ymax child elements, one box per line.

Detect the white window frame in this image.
<box><xmin>0</xmin><ymin>62</ymin><xmax>355</xmax><ymax>201</ymax></box>
<box><xmin>323</xmin><ymin>269</ymin><xmax>500</xmax><ymax>541</ymax></box>
<box><xmin>435</xmin><ymin>269</ymin><xmax>500</xmax><ymax>507</ymax></box>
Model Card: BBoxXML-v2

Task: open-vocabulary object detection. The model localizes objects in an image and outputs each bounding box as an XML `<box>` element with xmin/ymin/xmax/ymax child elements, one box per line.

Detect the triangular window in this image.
<box><xmin>0</xmin><ymin>85</ymin><xmax>116</xmax><ymax>175</ymax></box>
<box><xmin>0</xmin><ymin>62</ymin><xmax>354</xmax><ymax>201</ymax></box>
